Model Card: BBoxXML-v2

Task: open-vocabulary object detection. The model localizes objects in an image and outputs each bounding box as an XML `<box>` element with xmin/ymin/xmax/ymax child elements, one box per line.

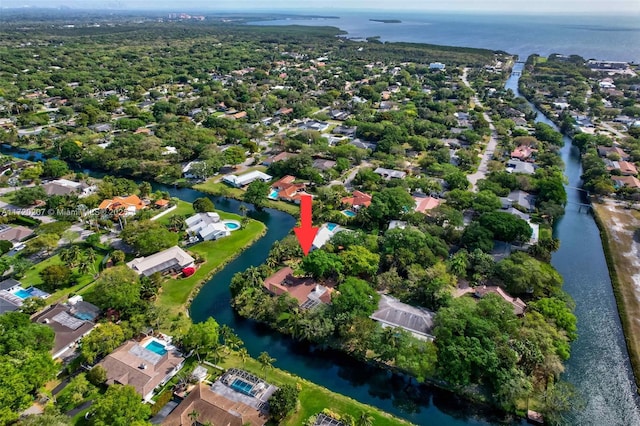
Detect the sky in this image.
<box><xmin>3</xmin><ymin>0</ymin><xmax>640</xmax><ymax>14</ymax></box>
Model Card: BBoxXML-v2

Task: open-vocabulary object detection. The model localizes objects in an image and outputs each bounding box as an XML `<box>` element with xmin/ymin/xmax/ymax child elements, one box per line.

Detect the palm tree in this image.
<box><xmin>239</xmin><ymin>203</ymin><xmax>248</xmax><ymax>217</ymax></box>
<box><xmin>357</xmin><ymin>412</ymin><xmax>374</xmax><ymax>426</ymax></box>
<box><xmin>169</xmin><ymin>215</ymin><xmax>186</xmax><ymax>232</ymax></box>
<box><xmin>85</xmin><ymin>247</ymin><xmax>98</xmax><ymax>275</ymax></box>
<box><xmin>257</xmin><ymin>351</ymin><xmax>276</xmax><ymax>380</ymax></box>
<box><xmin>187</xmin><ymin>409</ymin><xmax>199</xmax><ymax>425</ymax></box>
<box><xmin>238</xmin><ymin>348</ymin><xmax>249</xmax><ymax>367</ymax></box>
<box><xmin>78</xmin><ymin>259</ymin><xmax>91</xmax><ymax>275</ymax></box>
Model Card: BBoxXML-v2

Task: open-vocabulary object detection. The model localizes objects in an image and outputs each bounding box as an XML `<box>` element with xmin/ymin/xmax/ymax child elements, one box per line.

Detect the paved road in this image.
<box><xmin>461</xmin><ymin>68</ymin><xmax>499</xmax><ymax>192</ymax></box>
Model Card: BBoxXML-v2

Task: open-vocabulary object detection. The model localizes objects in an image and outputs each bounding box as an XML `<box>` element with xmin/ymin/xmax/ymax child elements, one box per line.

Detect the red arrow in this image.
<box><xmin>294</xmin><ymin>194</ymin><xmax>318</xmax><ymax>256</ymax></box>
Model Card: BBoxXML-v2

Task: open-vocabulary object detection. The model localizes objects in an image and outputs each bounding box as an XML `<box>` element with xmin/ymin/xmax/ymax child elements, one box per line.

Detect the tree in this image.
<box><xmin>111</xmin><ymin>250</ymin><xmax>125</xmax><ymax>265</ymax></box>
<box><xmin>258</xmin><ymin>351</ymin><xmax>276</xmax><ymax>379</ymax></box>
<box><xmin>472</xmin><ymin>190</ymin><xmax>502</xmax><ymax>214</ymax></box>
<box><xmin>90</xmin><ymin>384</ymin><xmax>151</xmax><ymax>426</ymax></box>
<box><xmin>42</xmin><ymin>159</ymin><xmax>70</xmax><ymax>178</ymax></box>
<box><xmin>339</xmin><ymin>245</ymin><xmax>380</xmax><ymax>278</ymax></box>
<box><xmin>138</xmin><ymin>181</ymin><xmax>152</xmax><ymax>198</ymax></box>
<box><xmin>366</xmin><ymin>187</ymin><xmax>415</xmax><ymax>224</ymax></box>
<box><xmin>18</xmin><ymin>410</ymin><xmax>71</xmax><ymax>426</ymax></box>
<box><xmin>56</xmin><ymin>373</ymin><xmax>96</xmax><ymax>412</ymax></box>
<box><xmin>494</xmin><ymin>252</ymin><xmax>563</xmax><ymax>297</ymax></box>
<box><xmin>269</xmin><ymin>384</ymin><xmax>299</xmax><ymax>421</ymax></box>
<box><xmin>193</xmin><ymin>197</ymin><xmax>215</xmax><ymax>213</ymax></box>
<box><xmin>223</xmin><ymin>145</ymin><xmax>246</xmax><ymax>168</ymax></box>
<box><xmin>181</xmin><ymin>318</ymin><xmax>220</xmax><ymax>361</ymax></box>
<box><xmin>357</xmin><ymin>412</ymin><xmax>374</xmax><ymax>426</ymax></box>
<box><xmin>479</xmin><ymin>212</ymin><xmax>532</xmax><ymax>243</ymax></box>
<box><xmin>87</xmin><ymin>365</ymin><xmax>107</xmax><ymax>386</ymax></box>
<box><xmin>121</xmin><ymin>220</ymin><xmax>179</xmax><ymax>256</ymax></box>
<box><xmin>90</xmin><ymin>266</ymin><xmax>141</xmax><ymax>313</ymax></box>
<box><xmin>331</xmin><ymin>277</ymin><xmax>380</xmax><ymax>320</ymax></box>
<box><xmin>39</xmin><ymin>264</ymin><xmax>73</xmax><ymax>290</ymax></box>
<box><xmin>12</xmin><ymin>186</ymin><xmax>46</xmax><ymax>206</ymax></box>
<box><xmin>81</xmin><ymin>323</ymin><xmax>125</xmax><ymax>364</ymax></box>
<box><xmin>301</xmin><ymin>250</ymin><xmax>344</xmax><ymax>280</ymax></box>
<box><xmin>244</xmin><ymin>180</ymin><xmax>269</xmax><ymax>209</ymax></box>
<box><xmin>24</xmin><ymin>233</ymin><xmax>60</xmax><ymax>256</ymax></box>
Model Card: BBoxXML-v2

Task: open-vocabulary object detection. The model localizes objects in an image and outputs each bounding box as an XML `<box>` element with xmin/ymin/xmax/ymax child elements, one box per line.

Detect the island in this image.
<box><xmin>370</xmin><ymin>18</ymin><xmax>402</xmax><ymax>23</ymax></box>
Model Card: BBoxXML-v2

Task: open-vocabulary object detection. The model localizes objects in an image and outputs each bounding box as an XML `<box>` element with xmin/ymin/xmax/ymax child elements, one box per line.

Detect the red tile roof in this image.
<box><xmin>341</xmin><ymin>190</ymin><xmax>372</xmax><ymax>208</ymax></box>
<box><xmin>413</xmin><ymin>196</ymin><xmax>441</xmax><ymax>213</ymax></box>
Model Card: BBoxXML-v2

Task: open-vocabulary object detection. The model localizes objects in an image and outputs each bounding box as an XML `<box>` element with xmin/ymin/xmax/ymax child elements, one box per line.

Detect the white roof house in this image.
<box><xmin>311</xmin><ymin>223</ymin><xmax>342</xmax><ymax>251</ymax></box>
<box><xmin>374</xmin><ymin>167</ymin><xmax>407</xmax><ymax>179</ymax></box>
<box><xmin>222</xmin><ymin>171</ymin><xmax>272</xmax><ymax>188</ymax></box>
<box><xmin>371</xmin><ymin>294</ymin><xmax>435</xmax><ymax>340</ymax></box>
<box><xmin>127</xmin><ymin>246</ymin><xmax>195</xmax><ymax>277</ymax></box>
<box><xmin>185</xmin><ymin>212</ymin><xmax>230</xmax><ymax>242</ymax></box>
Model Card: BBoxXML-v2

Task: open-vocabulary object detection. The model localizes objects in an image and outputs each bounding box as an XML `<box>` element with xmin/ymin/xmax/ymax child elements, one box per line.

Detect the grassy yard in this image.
<box><xmin>194</xmin><ymin>180</ymin><xmax>300</xmax><ymax>217</ymax></box>
<box><xmin>155</xmin><ymin>211</ymin><xmax>266</xmax><ymax>317</ymax></box>
<box><xmin>218</xmin><ymin>352</ymin><xmax>414</xmax><ymax>426</ymax></box>
<box><xmin>20</xmin><ymin>249</ymin><xmax>106</xmax><ymax>302</ymax></box>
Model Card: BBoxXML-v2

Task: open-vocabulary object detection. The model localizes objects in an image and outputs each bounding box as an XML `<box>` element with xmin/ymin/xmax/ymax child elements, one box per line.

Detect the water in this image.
<box><xmin>506</xmin><ymin>63</ymin><xmax>640</xmax><ymax>425</ymax></box>
<box><xmin>145</xmin><ymin>340</ymin><xmax>168</xmax><ymax>356</ymax></box>
<box><xmin>249</xmin><ymin>12</ymin><xmax>640</xmax><ymax>62</ymax></box>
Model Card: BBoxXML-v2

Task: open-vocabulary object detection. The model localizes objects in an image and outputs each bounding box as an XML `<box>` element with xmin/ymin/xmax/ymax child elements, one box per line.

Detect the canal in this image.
<box><xmin>3</xmin><ymin>61</ymin><xmax>639</xmax><ymax>424</ymax></box>
<box><xmin>506</xmin><ymin>62</ymin><xmax>640</xmax><ymax>425</ymax></box>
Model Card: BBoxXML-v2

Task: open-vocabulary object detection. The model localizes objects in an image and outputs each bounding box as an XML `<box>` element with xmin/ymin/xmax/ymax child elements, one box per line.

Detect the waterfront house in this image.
<box><xmin>474</xmin><ymin>285</ymin><xmax>527</xmax><ymax>316</ymax></box>
<box><xmin>597</xmin><ymin>145</ymin><xmax>630</xmax><ymax>161</ymax></box>
<box><xmin>510</xmin><ymin>145</ymin><xmax>536</xmax><ymax>161</ymax></box>
<box><xmin>612</xmin><ymin>176</ymin><xmax>640</xmax><ymax>190</ymax></box>
<box><xmin>371</xmin><ymin>294</ymin><xmax>435</xmax><ymax>340</ymax></box>
<box><xmin>127</xmin><ymin>246</ymin><xmax>195</xmax><ymax>277</ymax></box>
<box><xmin>223</xmin><ymin>171</ymin><xmax>272</xmax><ymax>188</ymax></box>
<box><xmin>262</xmin><ymin>267</ymin><xmax>335</xmax><ymax>309</ymax></box>
<box><xmin>185</xmin><ymin>212</ymin><xmax>230</xmax><ymax>242</ymax></box>
<box><xmin>506</xmin><ymin>159</ymin><xmax>535</xmax><ymax>175</ymax></box>
<box><xmin>270</xmin><ymin>175</ymin><xmax>310</xmax><ymax>203</ymax></box>
<box><xmin>98</xmin><ymin>194</ymin><xmax>145</xmax><ymax>217</ymax></box>
<box><xmin>43</xmin><ymin>179</ymin><xmax>95</xmax><ymax>197</ymax></box>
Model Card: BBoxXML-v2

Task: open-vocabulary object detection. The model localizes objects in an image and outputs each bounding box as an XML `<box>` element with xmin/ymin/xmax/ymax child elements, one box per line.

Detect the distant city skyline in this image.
<box><xmin>3</xmin><ymin>0</ymin><xmax>640</xmax><ymax>14</ymax></box>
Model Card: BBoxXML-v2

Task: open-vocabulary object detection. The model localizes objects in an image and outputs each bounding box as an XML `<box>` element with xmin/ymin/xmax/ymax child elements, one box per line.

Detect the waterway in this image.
<box><xmin>3</xmin><ymin>63</ymin><xmax>639</xmax><ymax>425</ymax></box>
<box><xmin>506</xmin><ymin>62</ymin><xmax>640</xmax><ymax>425</ymax></box>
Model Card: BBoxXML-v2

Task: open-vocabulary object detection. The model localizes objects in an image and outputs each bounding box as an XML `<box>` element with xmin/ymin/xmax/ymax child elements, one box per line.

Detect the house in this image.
<box><xmin>90</xmin><ymin>123</ymin><xmax>112</xmax><ymax>133</ymax></box>
<box><xmin>261</xmin><ymin>152</ymin><xmax>295</xmax><ymax>166</ymax></box>
<box><xmin>155</xmin><ymin>199</ymin><xmax>170</xmax><ymax>209</ymax></box>
<box><xmin>598</xmin><ymin>146</ymin><xmax>629</xmax><ymax>161</ymax></box>
<box><xmin>127</xmin><ymin>246</ymin><xmax>195</xmax><ymax>277</ymax></box>
<box><xmin>371</xmin><ymin>294</ymin><xmax>435</xmax><ymax>340</ymax></box>
<box><xmin>31</xmin><ymin>297</ymin><xmax>99</xmax><ymax>359</ymax></box>
<box><xmin>349</xmin><ymin>139</ymin><xmax>377</xmax><ymax>150</ymax></box>
<box><xmin>329</xmin><ymin>110</ymin><xmax>350</xmax><ymax>121</ymax></box>
<box><xmin>98</xmin><ymin>337</ymin><xmax>184</xmax><ymax>401</ymax></box>
<box><xmin>165</xmin><ymin>369</ymin><xmax>275</xmax><ymax>426</ymax></box>
<box><xmin>613</xmin><ymin>176</ymin><xmax>640</xmax><ymax>190</ymax></box>
<box><xmin>223</xmin><ymin>171</ymin><xmax>272</xmax><ymax>188</ymax></box>
<box><xmin>312</xmin><ymin>223</ymin><xmax>342</xmax><ymax>251</ymax></box>
<box><xmin>341</xmin><ymin>190</ymin><xmax>372</xmax><ymax>209</ymax></box>
<box><xmin>413</xmin><ymin>196</ymin><xmax>441</xmax><ymax>213</ymax></box>
<box><xmin>162</xmin><ymin>146</ymin><xmax>178</xmax><ymax>156</ymax></box>
<box><xmin>99</xmin><ymin>194</ymin><xmax>145</xmax><ymax>217</ymax></box>
<box><xmin>506</xmin><ymin>190</ymin><xmax>536</xmax><ymax>212</ymax></box>
<box><xmin>429</xmin><ymin>62</ymin><xmax>446</xmax><ymax>70</ymax></box>
<box><xmin>475</xmin><ymin>285</ymin><xmax>527</xmax><ymax>316</ymax></box>
<box><xmin>332</xmin><ymin>126</ymin><xmax>357</xmax><ymax>137</ymax></box>
<box><xmin>0</xmin><ymin>225</ymin><xmax>34</xmax><ymax>244</ymax></box>
<box><xmin>275</xmin><ymin>107</ymin><xmax>293</xmax><ymax>116</ymax></box>
<box><xmin>298</xmin><ymin>120</ymin><xmax>330</xmax><ymax>132</ymax></box>
<box><xmin>607</xmin><ymin>160</ymin><xmax>638</xmax><ymax>176</ymax></box>
<box><xmin>262</xmin><ymin>267</ymin><xmax>335</xmax><ymax>309</ymax></box>
<box><xmin>270</xmin><ymin>175</ymin><xmax>309</xmax><ymax>203</ymax></box>
<box><xmin>374</xmin><ymin>167</ymin><xmax>406</xmax><ymax>180</ymax></box>
<box><xmin>506</xmin><ymin>159</ymin><xmax>535</xmax><ymax>175</ymax></box>
<box><xmin>185</xmin><ymin>212</ymin><xmax>230</xmax><ymax>242</ymax></box>
<box><xmin>510</xmin><ymin>145</ymin><xmax>536</xmax><ymax>161</ymax></box>
<box><xmin>312</xmin><ymin>158</ymin><xmax>337</xmax><ymax>171</ymax></box>
<box><xmin>43</xmin><ymin>179</ymin><xmax>94</xmax><ymax>197</ymax></box>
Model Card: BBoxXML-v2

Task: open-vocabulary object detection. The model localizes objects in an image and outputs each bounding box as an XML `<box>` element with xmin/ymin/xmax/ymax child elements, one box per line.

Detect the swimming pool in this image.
<box><xmin>327</xmin><ymin>223</ymin><xmax>338</xmax><ymax>231</ymax></box>
<box><xmin>268</xmin><ymin>189</ymin><xmax>279</xmax><ymax>200</ymax></box>
<box><xmin>145</xmin><ymin>340</ymin><xmax>168</xmax><ymax>355</ymax></box>
<box><xmin>226</xmin><ymin>222</ymin><xmax>239</xmax><ymax>230</ymax></box>
<box><xmin>13</xmin><ymin>289</ymin><xmax>31</xmax><ymax>299</ymax></box>
<box><xmin>341</xmin><ymin>209</ymin><xmax>356</xmax><ymax>218</ymax></box>
<box><xmin>230</xmin><ymin>378</ymin><xmax>255</xmax><ymax>396</ymax></box>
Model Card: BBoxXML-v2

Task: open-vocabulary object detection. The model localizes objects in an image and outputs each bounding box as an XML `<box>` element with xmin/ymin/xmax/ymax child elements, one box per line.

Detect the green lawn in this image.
<box><xmin>20</xmin><ymin>249</ymin><xmax>106</xmax><ymax>302</ymax></box>
<box><xmin>155</xmin><ymin>211</ymin><xmax>266</xmax><ymax>317</ymax></box>
<box><xmin>193</xmin><ymin>180</ymin><xmax>300</xmax><ymax>216</ymax></box>
<box><xmin>219</xmin><ymin>352</ymin><xmax>414</xmax><ymax>426</ymax></box>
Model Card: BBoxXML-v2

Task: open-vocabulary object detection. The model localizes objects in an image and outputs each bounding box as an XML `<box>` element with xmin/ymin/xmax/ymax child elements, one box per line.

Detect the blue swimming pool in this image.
<box><xmin>230</xmin><ymin>378</ymin><xmax>255</xmax><ymax>396</ymax></box>
<box><xmin>341</xmin><ymin>210</ymin><xmax>356</xmax><ymax>218</ymax></box>
<box><xmin>226</xmin><ymin>222</ymin><xmax>239</xmax><ymax>230</ymax></box>
<box><xmin>13</xmin><ymin>289</ymin><xmax>31</xmax><ymax>299</ymax></box>
<box><xmin>327</xmin><ymin>223</ymin><xmax>338</xmax><ymax>231</ymax></box>
<box><xmin>268</xmin><ymin>189</ymin><xmax>279</xmax><ymax>199</ymax></box>
<box><xmin>145</xmin><ymin>340</ymin><xmax>168</xmax><ymax>355</ymax></box>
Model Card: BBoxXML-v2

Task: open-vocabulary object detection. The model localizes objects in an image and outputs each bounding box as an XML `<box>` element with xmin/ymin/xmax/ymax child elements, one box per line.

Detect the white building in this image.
<box><xmin>127</xmin><ymin>246</ymin><xmax>195</xmax><ymax>277</ymax></box>
<box><xmin>185</xmin><ymin>212</ymin><xmax>230</xmax><ymax>242</ymax></box>
<box><xmin>429</xmin><ymin>62</ymin><xmax>446</xmax><ymax>70</ymax></box>
<box><xmin>222</xmin><ymin>170</ymin><xmax>272</xmax><ymax>188</ymax></box>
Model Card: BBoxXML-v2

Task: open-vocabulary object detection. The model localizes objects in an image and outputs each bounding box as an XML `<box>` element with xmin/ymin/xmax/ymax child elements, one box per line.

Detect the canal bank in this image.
<box><xmin>507</xmin><ymin>62</ymin><xmax>640</xmax><ymax>425</ymax></box>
